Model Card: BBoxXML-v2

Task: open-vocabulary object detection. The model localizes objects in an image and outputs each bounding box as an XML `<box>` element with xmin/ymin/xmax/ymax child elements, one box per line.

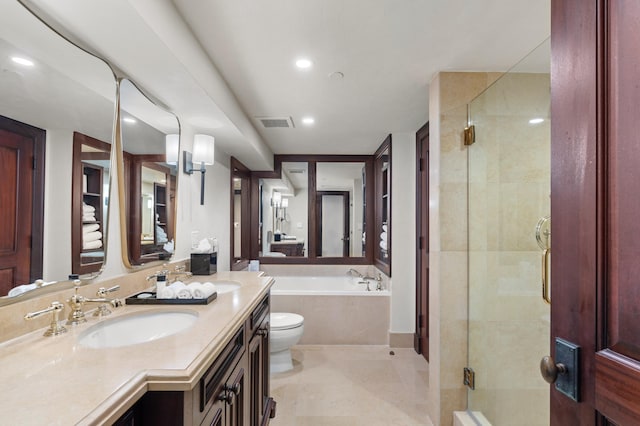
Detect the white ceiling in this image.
<box><xmin>18</xmin><ymin>0</ymin><xmax>550</xmax><ymax>168</ymax></box>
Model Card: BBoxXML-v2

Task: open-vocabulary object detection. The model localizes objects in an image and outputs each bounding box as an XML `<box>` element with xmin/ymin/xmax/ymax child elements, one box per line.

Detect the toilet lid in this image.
<box><xmin>270</xmin><ymin>312</ymin><xmax>304</xmax><ymax>330</ymax></box>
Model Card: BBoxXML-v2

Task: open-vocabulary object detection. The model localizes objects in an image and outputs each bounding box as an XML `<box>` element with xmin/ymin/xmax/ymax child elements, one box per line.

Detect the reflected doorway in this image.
<box><xmin>316</xmin><ymin>191</ymin><xmax>349</xmax><ymax>257</ymax></box>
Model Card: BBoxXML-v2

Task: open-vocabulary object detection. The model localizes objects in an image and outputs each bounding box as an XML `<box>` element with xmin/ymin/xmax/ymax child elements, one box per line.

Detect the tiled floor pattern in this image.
<box><xmin>270</xmin><ymin>345</ymin><xmax>433</xmax><ymax>426</ymax></box>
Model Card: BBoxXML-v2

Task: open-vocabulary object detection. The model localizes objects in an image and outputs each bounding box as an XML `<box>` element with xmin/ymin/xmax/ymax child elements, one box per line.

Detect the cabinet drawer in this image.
<box><xmin>200</xmin><ymin>326</ymin><xmax>245</xmax><ymax>413</ymax></box>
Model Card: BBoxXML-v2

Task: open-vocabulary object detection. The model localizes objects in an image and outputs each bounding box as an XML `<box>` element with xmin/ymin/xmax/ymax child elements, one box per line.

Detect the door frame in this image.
<box><xmin>415</xmin><ymin>121</ymin><xmax>429</xmax><ymax>359</ymax></box>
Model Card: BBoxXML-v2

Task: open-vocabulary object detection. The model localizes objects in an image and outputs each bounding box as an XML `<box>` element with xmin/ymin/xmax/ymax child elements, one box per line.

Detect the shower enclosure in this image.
<box><xmin>466</xmin><ymin>39</ymin><xmax>550</xmax><ymax>425</ymax></box>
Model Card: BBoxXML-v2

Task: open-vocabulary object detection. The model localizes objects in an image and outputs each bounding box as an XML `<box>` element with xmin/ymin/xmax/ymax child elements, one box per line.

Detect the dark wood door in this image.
<box><xmin>551</xmin><ymin>0</ymin><xmax>640</xmax><ymax>423</ymax></box>
<box><xmin>0</xmin><ymin>116</ymin><xmax>44</xmax><ymax>296</ymax></box>
<box><xmin>415</xmin><ymin>122</ymin><xmax>429</xmax><ymax>360</ymax></box>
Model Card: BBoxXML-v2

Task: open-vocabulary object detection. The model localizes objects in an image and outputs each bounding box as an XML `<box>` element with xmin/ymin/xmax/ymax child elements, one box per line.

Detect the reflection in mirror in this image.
<box><xmin>231</xmin><ymin>158</ymin><xmax>251</xmax><ymax>269</ymax></box>
<box><xmin>316</xmin><ymin>163</ymin><xmax>366</xmax><ymax>257</ymax></box>
<box><xmin>260</xmin><ymin>162</ymin><xmax>308</xmax><ymax>257</ymax></box>
<box><xmin>119</xmin><ymin>79</ymin><xmax>179</xmax><ymax>266</ymax></box>
<box><xmin>0</xmin><ymin>2</ymin><xmax>115</xmax><ymax>301</ymax></box>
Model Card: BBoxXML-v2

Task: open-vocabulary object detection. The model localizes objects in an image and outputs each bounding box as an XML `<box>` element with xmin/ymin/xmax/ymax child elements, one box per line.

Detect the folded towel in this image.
<box><xmin>191</xmin><ymin>282</ymin><xmax>216</xmax><ymax>299</ymax></box>
<box><xmin>83</xmin><ymin>223</ymin><xmax>100</xmax><ymax>233</ymax></box>
<box><xmin>83</xmin><ymin>231</ymin><xmax>102</xmax><ymax>242</ymax></box>
<box><xmin>163</xmin><ymin>281</ymin><xmax>187</xmax><ymax>299</ymax></box>
<box><xmin>382</xmin><ymin>224</ymin><xmax>387</xmax><ymax>232</ymax></box>
<box><xmin>8</xmin><ymin>283</ymin><xmax>37</xmax><ymax>297</ymax></box>
<box><xmin>83</xmin><ymin>204</ymin><xmax>96</xmax><ymax>213</ymax></box>
<box><xmin>82</xmin><ymin>214</ymin><xmax>96</xmax><ymax>222</ymax></box>
<box><xmin>379</xmin><ymin>240</ymin><xmax>387</xmax><ymax>250</ymax></box>
<box><xmin>380</xmin><ymin>231</ymin><xmax>388</xmax><ymax>242</ymax></box>
<box><xmin>83</xmin><ymin>239</ymin><xmax>103</xmax><ymax>250</ymax></box>
<box><xmin>177</xmin><ymin>285</ymin><xmax>193</xmax><ymax>299</ymax></box>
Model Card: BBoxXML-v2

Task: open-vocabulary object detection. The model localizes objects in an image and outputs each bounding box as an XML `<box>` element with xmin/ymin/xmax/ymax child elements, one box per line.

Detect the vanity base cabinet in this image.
<box><xmin>112</xmin><ymin>295</ymin><xmax>275</xmax><ymax>426</ymax></box>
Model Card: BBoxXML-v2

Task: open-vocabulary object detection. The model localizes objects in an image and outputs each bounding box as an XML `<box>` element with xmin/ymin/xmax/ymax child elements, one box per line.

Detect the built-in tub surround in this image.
<box><xmin>0</xmin><ymin>271</ymin><xmax>272</xmax><ymax>425</ymax></box>
<box><xmin>270</xmin><ymin>275</ymin><xmax>390</xmax><ymax>345</ymax></box>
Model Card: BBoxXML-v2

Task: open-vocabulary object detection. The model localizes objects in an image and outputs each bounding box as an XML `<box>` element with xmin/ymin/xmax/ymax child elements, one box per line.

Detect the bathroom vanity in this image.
<box><xmin>0</xmin><ymin>272</ymin><xmax>274</xmax><ymax>425</ymax></box>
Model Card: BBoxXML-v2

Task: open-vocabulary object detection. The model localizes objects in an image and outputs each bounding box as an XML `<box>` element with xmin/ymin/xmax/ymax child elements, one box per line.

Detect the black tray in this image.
<box><xmin>125</xmin><ymin>291</ymin><xmax>217</xmax><ymax>305</ymax></box>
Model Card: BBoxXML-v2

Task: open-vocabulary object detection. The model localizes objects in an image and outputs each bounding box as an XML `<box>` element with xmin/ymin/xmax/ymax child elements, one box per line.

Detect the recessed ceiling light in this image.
<box><xmin>295</xmin><ymin>58</ymin><xmax>313</xmax><ymax>69</ymax></box>
<box><xmin>123</xmin><ymin>117</ymin><xmax>137</xmax><ymax>124</ymax></box>
<box><xmin>302</xmin><ymin>117</ymin><xmax>315</xmax><ymax>125</ymax></box>
<box><xmin>328</xmin><ymin>71</ymin><xmax>344</xmax><ymax>80</ymax></box>
<box><xmin>11</xmin><ymin>56</ymin><xmax>34</xmax><ymax>67</ymax></box>
<box><xmin>529</xmin><ymin>118</ymin><xmax>544</xmax><ymax>124</ymax></box>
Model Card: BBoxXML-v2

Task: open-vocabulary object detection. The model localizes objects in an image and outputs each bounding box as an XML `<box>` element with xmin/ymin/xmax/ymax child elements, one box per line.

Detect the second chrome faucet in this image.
<box><xmin>67</xmin><ymin>285</ymin><xmax>122</xmax><ymax>325</ymax></box>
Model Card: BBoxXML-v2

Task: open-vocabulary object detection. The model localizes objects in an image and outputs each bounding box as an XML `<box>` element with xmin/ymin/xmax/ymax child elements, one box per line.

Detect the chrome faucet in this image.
<box><xmin>361</xmin><ymin>273</ymin><xmax>384</xmax><ymax>291</ymax></box>
<box><xmin>167</xmin><ymin>264</ymin><xmax>193</xmax><ymax>283</ymax></box>
<box><xmin>24</xmin><ymin>301</ymin><xmax>67</xmax><ymax>336</ymax></box>
<box><xmin>93</xmin><ymin>285</ymin><xmax>122</xmax><ymax>316</ymax></box>
<box><xmin>67</xmin><ymin>286</ymin><xmax>122</xmax><ymax>325</ymax></box>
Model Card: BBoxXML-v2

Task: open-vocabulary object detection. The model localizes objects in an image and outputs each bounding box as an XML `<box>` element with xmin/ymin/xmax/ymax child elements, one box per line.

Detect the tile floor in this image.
<box><xmin>270</xmin><ymin>345</ymin><xmax>433</xmax><ymax>426</ymax></box>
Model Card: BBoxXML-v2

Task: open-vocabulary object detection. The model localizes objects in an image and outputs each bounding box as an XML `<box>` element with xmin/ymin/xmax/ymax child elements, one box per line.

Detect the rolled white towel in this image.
<box><xmin>380</xmin><ymin>231</ymin><xmax>388</xmax><ymax>242</ymax></box>
<box><xmin>83</xmin><ymin>239</ymin><xmax>103</xmax><ymax>250</ymax></box>
<box><xmin>379</xmin><ymin>240</ymin><xmax>387</xmax><ymax>250</ymax></box>
<box><xmin>190</xmin><ymin>282</ymin><xmax>216</xmax><ymax>299</ymax></box>
<box><xmin>83</xmin><ymin>223</ymin><xmax>100</xmax><ymax>233</ymax></box>
<box><xmin>163</xmin><ymin>281</ymin><xmax>186</xmax><ymax>299</ymax></box>
<box><xmin>8</xmin><ymin>283</ymin><xmax>37</xmax><ymax>297</ymax></box>
<box><xmin>83</xmin><ymin>231</ymin><xmax>102</xmax><ymax>242</ymax></box>
<box><xmin>382</xmin><ymin>224</ymin><xmax>388</xmax><ymax>232</ymax></box>
<box><xmin>177</xmin><ymin>285</ymin><xmax>193</xmax><ymax>299</ymax></box>
<box><xmin>82</xmin><ymin>214</ymin><xmax>96</xmax><ymax>222</ymax></box>
<box><xmin>82</xmin><ymin>203</ymin><xmax>96</xmax><ymax>213</ymax></box>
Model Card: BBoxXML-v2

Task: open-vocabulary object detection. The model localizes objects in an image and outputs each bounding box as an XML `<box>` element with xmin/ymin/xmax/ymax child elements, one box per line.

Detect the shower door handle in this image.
<box><xmin>541</xmin><ymin>248</ymin><xmax>551</xmax><ymax>304</ymax></box>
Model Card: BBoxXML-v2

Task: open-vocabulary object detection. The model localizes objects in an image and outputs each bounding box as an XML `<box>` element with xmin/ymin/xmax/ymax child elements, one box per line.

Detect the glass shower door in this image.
<box><xmin>467</xmin><ymin>39</ymin><xmax>551</xmax><ymax>425</ymax></box>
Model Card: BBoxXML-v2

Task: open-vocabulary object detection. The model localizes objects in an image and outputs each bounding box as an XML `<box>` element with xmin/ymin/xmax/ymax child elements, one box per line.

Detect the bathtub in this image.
<box><xmin>270</xmin><ymin>276</ymin><xmax>390</xmax><ymax>345</ymax></box>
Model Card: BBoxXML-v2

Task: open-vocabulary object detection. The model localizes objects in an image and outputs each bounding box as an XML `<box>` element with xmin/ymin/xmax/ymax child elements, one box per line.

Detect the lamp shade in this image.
<box><xmin>193</xmin><ymin>134</ymin><xmax>215</xmax><ymax>165</ymax></box>
<box><xmin>165</xmin><ymin>134</ymin><xmax>179</xmax><ymax>165</ymax></box>
<box><xmin>272</xmin><ymin>191</ymin><xmax>281</xmax><ymax>206</ymax></box>
<box><xmin>281</xmin><ymin>198</ymin><xmax>289</xmax><ymax>208</ymax></box>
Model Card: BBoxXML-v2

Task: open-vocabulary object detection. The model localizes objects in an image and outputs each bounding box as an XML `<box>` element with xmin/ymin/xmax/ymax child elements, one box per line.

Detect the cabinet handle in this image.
<box><xmin>257</xmin><ymin>327</ymin><xmax>269</xmax><ymax>337</ymax></box>
<box><xmin>217</xmin><ymin>390</ymin><xmax>234</xmax><ymax>404</ymax></box>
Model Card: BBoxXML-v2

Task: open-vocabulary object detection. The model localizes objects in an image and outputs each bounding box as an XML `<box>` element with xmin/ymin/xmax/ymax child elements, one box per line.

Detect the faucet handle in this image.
<box><xmin>25</xmin><ymin>301</ymin><xmax>67</xmax><ymax>336</ymax></box>
<box><xmin>97</xmin><ymin>285</ymin><xmax>120</xmax><ymax>297</ymax></box>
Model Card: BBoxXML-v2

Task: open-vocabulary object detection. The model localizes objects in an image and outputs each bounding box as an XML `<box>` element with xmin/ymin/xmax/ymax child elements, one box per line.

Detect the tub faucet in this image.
<box><xmin>362</xmin><ymin>273</ymin><xmax>384</xmax><ymax>291</ymax></box>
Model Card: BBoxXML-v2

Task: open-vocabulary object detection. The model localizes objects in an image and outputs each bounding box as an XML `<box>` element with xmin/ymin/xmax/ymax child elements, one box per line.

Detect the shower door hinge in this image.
<box><xmin>463</xmin><ymin>367</ymin><xmax>475</xmax><ymax>390</ymax></box>
<box><xmin>464</xmin><ymin>125</ymin><xmax>476</xmax><ymax>146</ymax></box>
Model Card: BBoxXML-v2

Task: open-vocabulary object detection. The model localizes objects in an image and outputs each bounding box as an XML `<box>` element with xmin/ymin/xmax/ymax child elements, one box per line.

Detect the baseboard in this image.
<box><xmin>389</xmin><ymin>332</ymin><xmax>414</xmax><ymax>348</ymax></box>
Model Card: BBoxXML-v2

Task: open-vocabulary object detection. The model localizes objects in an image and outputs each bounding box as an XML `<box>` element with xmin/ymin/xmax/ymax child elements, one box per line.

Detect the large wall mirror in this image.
<box><xmin>252</xmin><ymin>155</ymin><xmax>373</xmax><ymax>264</ymax></box>
<box><xmin>231</xmin><ymin>157</ymin><xmax>251</xmax><ymax>270</ymax></box>
<box><xmin>119</xmin><ymin>79</ymin><xmax>179</xmax><ymax>267</ymax></box>
<box><xmin>0</xmin><ymin>1</ymin><xmax>116</xmax><ymax>303</ymax></box>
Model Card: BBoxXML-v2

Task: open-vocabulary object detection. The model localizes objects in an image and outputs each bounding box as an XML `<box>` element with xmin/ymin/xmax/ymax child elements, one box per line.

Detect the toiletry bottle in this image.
<box><xmin>156</xmin><ymin>274</ymin><xmax>167</xmax><ymax>299</ymax></box>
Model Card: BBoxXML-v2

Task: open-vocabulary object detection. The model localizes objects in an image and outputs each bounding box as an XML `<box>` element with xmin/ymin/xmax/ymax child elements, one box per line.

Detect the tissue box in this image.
<box><xmin>191</xmin><ymin>252</ymin><xmax>217</xmax><ymax>275</ymax></box>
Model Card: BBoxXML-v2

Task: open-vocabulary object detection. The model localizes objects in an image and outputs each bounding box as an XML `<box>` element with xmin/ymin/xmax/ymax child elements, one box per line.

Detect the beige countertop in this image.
<box><xmin>0</xmin><ymin>271</ymin><xmax>273</xmax><ymax>425</ymax></box>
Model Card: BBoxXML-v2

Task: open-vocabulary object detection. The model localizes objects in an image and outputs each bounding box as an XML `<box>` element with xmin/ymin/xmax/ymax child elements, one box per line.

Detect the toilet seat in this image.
<box><xmin>270</xmin><ymin>312</ymin><xmax>304</xmax><ymax>331</ymax></box>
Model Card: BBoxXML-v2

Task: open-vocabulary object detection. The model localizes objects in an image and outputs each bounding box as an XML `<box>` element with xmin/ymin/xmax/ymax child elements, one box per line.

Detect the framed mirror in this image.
<box><xmin>118</xmin><ymin>79</ymin><xmax>180</xmax><ymax>267</ymax></box>
<box><xmin>0</xmin><ymin>1</ymin><xmax>116</xmax><ymax>302</ymax></box>
<box><xmin>252</xmin><ymin>155</ymin><xmax>373</xmax><ymax>264</ymax></box>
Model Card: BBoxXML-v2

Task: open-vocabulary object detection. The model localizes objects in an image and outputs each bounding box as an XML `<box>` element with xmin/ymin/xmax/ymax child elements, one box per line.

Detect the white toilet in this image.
<box><xmin>269</xmin><ymin>312</ymin><xmax>304</xmax><ymax>374</ymax></box>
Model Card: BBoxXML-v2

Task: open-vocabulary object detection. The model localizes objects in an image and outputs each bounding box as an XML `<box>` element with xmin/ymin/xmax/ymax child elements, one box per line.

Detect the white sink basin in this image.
<box><xmin>77</xmin><ymin>310</ymin><xmax>198</xmax><ymax>349</ymax></box>
<box><xmin>212</xmin><ymin>281</ymin><xmax>241</xmax><ymax>294</ymax></box>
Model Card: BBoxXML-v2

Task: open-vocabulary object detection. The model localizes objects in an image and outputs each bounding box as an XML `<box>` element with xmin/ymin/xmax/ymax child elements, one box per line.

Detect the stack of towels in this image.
<box><xmin>82</xmin><ymin>203</ymin><xmax>102</xmax><ymax>250</ymax></box>
<box><xmin>380</xmin><ymin>224</ymin><xmax>388</xmax><ymax>254</ymax></box>
<box><xmin>157</xmin><ymin>281</ymin><xmax>216</xmax><ymax>300</ymax></box>
<box><xmin>156</xmin><ymin>225</ymin><xmax>168</xmax><ymax>243</ymax></box>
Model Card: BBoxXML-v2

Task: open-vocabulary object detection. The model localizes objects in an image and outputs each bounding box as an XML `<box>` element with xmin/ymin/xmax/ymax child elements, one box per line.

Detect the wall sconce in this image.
<box><xmin>165</xmin><ymin>134</ymin><xmax>180</xmax><ymax>165</ymax></box>
<box><xmin>271</xmin><ymin>191</ymin><xmax>282</xmax><ymax>207</ymax></box>
<box><xmin>183</xmin><ymin>134</ymin><xmax>215</xmax><ymax>205</ymax></box>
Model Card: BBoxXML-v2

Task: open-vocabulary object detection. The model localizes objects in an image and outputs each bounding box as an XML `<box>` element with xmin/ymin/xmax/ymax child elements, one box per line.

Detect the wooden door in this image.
<box><xmin>415</xmin><ymin>122</ymin><xmax>429</xmax><ymax>360</ymax></box>
<box><xmin>0</xmin><ymin>116</ymin><xmax>44</xmax><ymax>295</ymax></box>
<box><xmin>551</xmin><ymin>0</ymin><xmax>640</xmax><ymax>423</ymax></box>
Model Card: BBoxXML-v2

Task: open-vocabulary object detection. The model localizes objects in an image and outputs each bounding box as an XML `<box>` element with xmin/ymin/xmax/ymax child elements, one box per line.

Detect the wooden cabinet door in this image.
<box><xmin>552</xmin><ymin>0</ymin><xmax>640</xmax><ymax>423</ymax></box>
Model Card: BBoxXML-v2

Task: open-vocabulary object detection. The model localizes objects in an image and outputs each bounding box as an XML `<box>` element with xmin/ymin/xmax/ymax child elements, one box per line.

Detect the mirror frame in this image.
<box><xmin>250</xmin><ymin>155</ymin><xmax>374</xmax><ymax>265</ymax></box>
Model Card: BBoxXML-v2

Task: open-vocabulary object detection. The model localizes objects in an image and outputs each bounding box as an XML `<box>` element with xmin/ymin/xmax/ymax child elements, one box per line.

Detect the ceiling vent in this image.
<box><xmin>256</xmin><ymin>116</ymin><xmax>295</xmax><ymax>129</ymax></box>
<box><xmin>288</xmin><ymin>169</ymin><xmax>306</xmax><ymax>174</ymax></box>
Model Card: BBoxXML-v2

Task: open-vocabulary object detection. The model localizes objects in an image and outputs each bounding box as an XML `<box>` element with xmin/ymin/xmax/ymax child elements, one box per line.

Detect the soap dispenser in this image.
<box><xmin>155</xmin><ymin>274</ymin><xmax>167</xmax><ymax>299</ymax></box>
